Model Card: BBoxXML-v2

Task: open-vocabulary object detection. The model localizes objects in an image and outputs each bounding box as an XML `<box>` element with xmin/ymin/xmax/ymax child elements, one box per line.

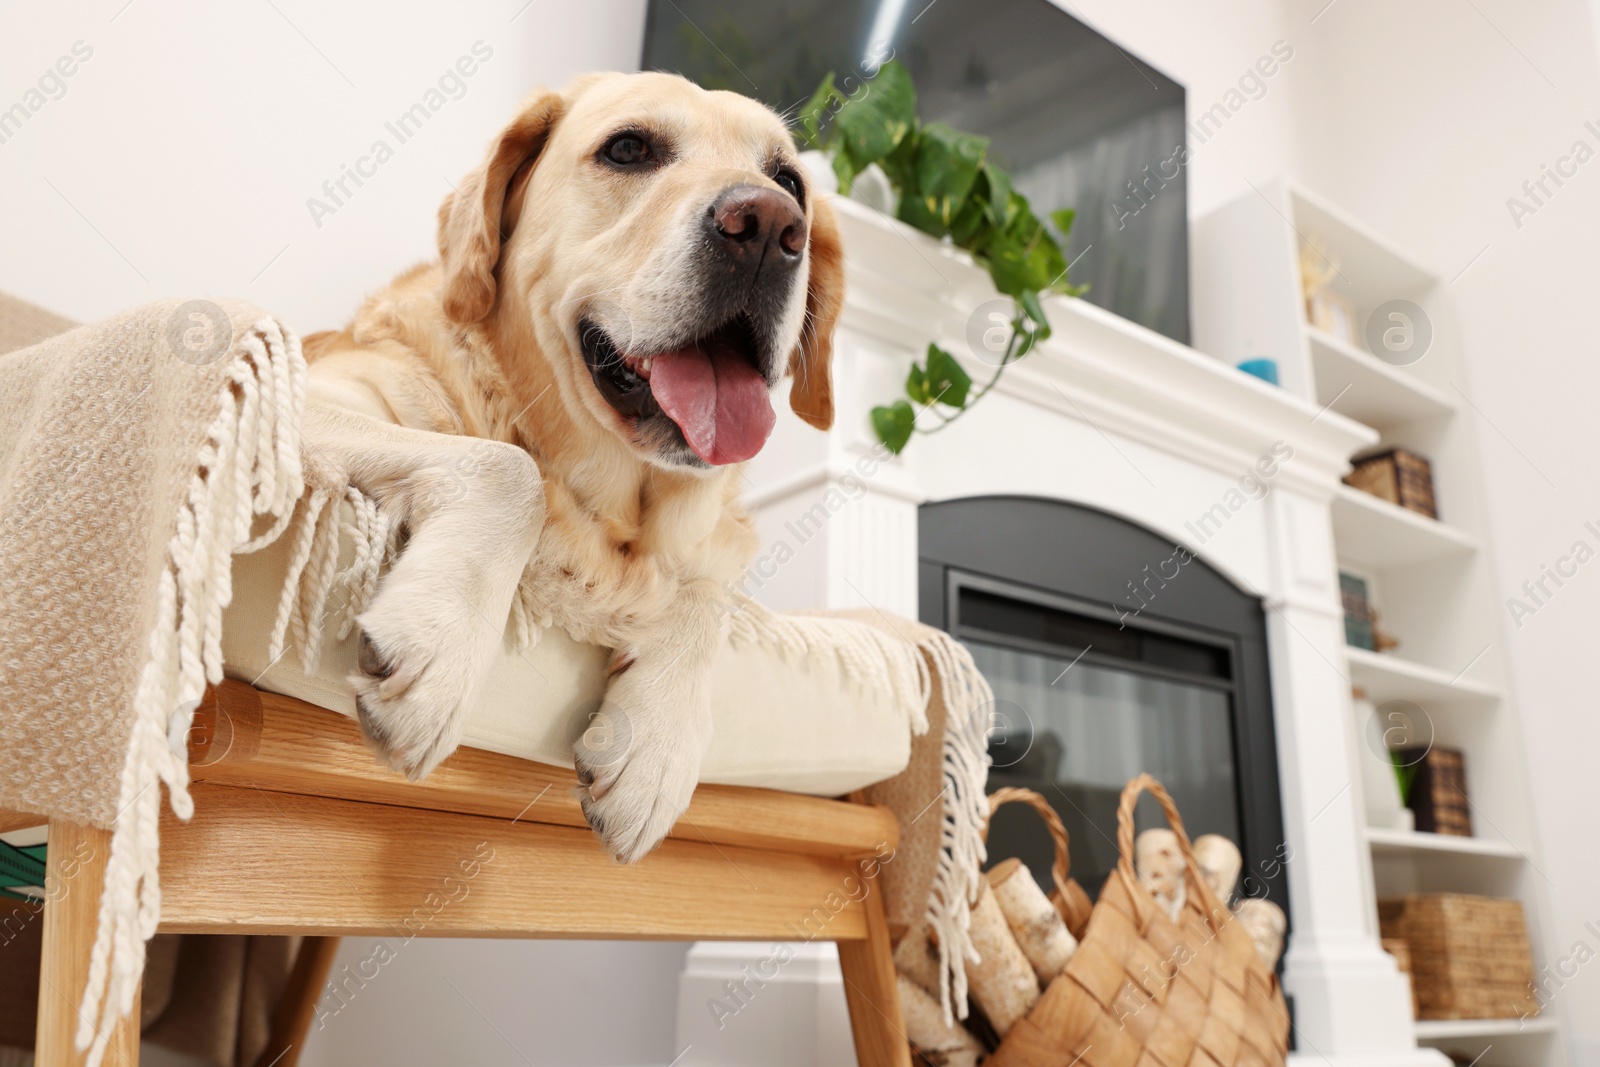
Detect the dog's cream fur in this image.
<box><xmin>300</xmin><ymin>72</ymin><xmax>844</xmax><ymax>862</ymax></box>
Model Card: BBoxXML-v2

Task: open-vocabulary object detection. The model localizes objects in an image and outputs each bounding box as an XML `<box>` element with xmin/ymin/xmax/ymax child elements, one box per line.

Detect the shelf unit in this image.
<box><xmin>1195</xmin><ymin>179</ymin><xmax>1561</xmax><ymax>1066</ymax></box>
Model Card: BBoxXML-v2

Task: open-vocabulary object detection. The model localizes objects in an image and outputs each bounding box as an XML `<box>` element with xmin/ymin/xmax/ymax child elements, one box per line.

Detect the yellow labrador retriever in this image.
<box><xmin>301</xmin><ymin>71</ymin><xmax>844</xmax><ymax>862</ymax></box>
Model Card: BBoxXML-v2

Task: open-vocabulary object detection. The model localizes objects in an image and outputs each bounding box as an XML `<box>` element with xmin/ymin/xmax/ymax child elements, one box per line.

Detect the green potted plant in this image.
<box><xmin>795</xmin><ymin>61</ymin><xmax>1087</xmax><ymax>454</ymax></box>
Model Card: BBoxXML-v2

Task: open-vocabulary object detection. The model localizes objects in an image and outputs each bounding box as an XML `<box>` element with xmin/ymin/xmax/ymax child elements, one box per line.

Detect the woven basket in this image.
<box><xmin>988</xmin><ymin>775</ymin><xmax>1289</xmax><ymax>1067</ymax></box>
<box><xmin>1377</xmin><ymin>894</ymin><xmax>1538</xmax><ymax>1020</ymax></box>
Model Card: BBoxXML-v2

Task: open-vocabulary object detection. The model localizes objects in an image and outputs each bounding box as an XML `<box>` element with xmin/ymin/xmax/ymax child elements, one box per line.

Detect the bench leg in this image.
<box><xmin>36</xmin><ymin>819</ymin><xmax>140</xmax><ymax>1067</ymax></box>
<box><xmin>254</xmin><ymin>936</ymin><xmax>341</xmax><ymax>1067</ymax></box>
<box><xmin>838</xmin><ymin>875</ymin><xmax>912</xmax><ymax>1067</ymax></box>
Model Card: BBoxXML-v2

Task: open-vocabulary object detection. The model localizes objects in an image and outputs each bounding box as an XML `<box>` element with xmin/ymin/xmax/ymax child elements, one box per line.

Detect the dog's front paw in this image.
<box><xmin>572</xmin><ymin>676</ymin><xmax>710</xmax><ymax>863</ymax></box>
<box><xmin>351</xmin><ymin>590</ymin><xmax>497</xmax><ymax>780</ymax></box>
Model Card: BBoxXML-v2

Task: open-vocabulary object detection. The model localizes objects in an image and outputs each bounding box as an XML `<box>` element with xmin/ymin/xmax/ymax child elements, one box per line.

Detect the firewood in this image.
<box><xmin>898</xmin><ymin>974</ymin><xmax>984</xmax><ymax>1067</ymax></box>
<box><xmin>893</xmin><ymin>923</ymin><xmax>943</xmax><ymax>1001</ymax></box>
<box><xmin>986</xmin><ymin>858</ymin><xmax>1078</xmax><ymax>982</ymax></box>
<box><xmin>966</xmin><ymin>881</ymin><xmax>1040</xmax><ymax>1036</ymax></box>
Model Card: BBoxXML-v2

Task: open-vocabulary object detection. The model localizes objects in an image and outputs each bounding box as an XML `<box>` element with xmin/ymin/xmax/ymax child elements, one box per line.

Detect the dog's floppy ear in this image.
<box><xmin>437</xmin><ymin>90</ymin><xmax>564</xmax><ymax>325</ymax></box>
<box><xmin>787</xmin><ymin>196</ymin><xmax>845</xmax><ymax>431</ymax></box>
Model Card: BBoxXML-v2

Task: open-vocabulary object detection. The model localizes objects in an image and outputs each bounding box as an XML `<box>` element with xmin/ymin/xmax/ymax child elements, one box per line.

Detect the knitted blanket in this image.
<box><xmin>0</xmin><ymin>300</ymin><xmax>991</xmax><ymax>1064</ymax></box>
<box><xmin>0</xmin><ymin>299</ymin><xmax>306</xmax><ymax>1064</ymax></box>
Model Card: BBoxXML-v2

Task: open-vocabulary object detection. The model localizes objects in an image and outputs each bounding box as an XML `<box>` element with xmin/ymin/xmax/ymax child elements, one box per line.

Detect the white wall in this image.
<box><xmin>0</xmin><ymin>0</ymin><xmax>646</xmax><ymax>333</ymax></box>
<box><xmin>300</xmin><ymin>937</ymin><xmax>691</xmax><ymax>1067</ymax></box>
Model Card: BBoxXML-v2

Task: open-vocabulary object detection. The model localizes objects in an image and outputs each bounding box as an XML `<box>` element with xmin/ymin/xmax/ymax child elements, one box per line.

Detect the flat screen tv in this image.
<box><xmin>641</xmin><ymin>0</ymin><xmax>1190</xmax><ymax>344</ymax></box>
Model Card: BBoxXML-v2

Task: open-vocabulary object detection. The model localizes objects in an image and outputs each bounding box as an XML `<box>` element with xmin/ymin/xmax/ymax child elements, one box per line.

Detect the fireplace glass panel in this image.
<box><xmin>970</xmin><ymin>638</ymin><xmax>1241</xmax><ymax>899</ymax></box>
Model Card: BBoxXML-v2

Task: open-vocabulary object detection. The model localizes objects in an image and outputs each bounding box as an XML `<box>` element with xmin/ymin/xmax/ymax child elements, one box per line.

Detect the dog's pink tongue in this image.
<box><xmin>649</xmin><ymin>339</ymin><xmax>774</xmax><ymax>465</ymax></box>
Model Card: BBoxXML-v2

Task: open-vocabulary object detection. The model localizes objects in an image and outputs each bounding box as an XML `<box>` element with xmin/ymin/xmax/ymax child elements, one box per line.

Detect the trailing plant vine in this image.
<box><xmin>796</xmin><ymin>60</ymin><xmax>1087</xmax><ymax>454</ymax></box>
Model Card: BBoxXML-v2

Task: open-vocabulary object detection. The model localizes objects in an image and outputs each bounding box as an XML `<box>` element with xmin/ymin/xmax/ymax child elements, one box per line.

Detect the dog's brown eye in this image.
<box><xmin>604</xmin><ymin>133</ymin><xmax>651</xmax><ymax>166</ymax></box>
<box><xmin>773</xmin><ymin>166</ymin><xmax>804</xmax><ymax>206</ymax></box>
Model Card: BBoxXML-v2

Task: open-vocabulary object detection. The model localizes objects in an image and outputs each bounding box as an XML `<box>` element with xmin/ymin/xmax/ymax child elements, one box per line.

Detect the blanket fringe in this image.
<box><xmin>918</xmin><ymin>627</ymin><xmax>992</xmax><ymax>1024</ymax></box>
<box><xmin>259</xmin><ymin>483</ymin><xmax>395</xmax><ymax>675</ymax></box>
<box><xmin>77</xmin><ymin>319</ymin><xmax>307</xmax><ymax>1066</ymax></box>
<box><xmin>723</xmin><ymin>594</ymin><xmax>992</xmax><ymax>1024</ymax></box>
<box><xmin>724</xmin><ymin>595</ymin><xmax>931</xmax><ymax>734</ymax></box>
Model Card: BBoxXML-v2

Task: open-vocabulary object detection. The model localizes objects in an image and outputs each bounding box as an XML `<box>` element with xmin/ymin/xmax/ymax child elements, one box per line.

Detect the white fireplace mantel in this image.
<box><xmin>704</xmin><ymin>197</ymin><xmax>1448</xmax><ymax>1066</ymax></box>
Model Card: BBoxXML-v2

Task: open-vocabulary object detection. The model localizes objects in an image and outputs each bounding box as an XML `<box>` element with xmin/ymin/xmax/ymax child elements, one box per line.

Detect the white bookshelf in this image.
<box><xmin>1195</xmin><ymin>179</ymin><xmax>1562</xmax><ymax>1067</ymax></box>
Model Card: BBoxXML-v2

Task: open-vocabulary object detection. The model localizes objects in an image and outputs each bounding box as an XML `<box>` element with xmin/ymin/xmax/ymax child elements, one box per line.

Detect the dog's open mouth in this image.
<box><xmin>579</xmin><ymin>314</ymin><xmax>775</xmax><ymax>466</ymax></box>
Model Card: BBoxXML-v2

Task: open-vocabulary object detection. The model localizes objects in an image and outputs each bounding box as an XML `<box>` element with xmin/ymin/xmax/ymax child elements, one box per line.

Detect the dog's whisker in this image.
<box><xmin>558</xmin><ymin>283</ymin><xmax>630</xmax><ymax>311</ymax></box>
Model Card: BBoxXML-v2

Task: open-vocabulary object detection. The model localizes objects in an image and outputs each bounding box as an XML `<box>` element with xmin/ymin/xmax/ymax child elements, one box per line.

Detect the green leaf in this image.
<box><xmin>1049</xmin><ymin>208</ymin><xmax>1077</xmax><ymax>237</ymax></box>
<box><xmin>894</xmin><ymin>123</ymin><xmax>985</xmax><ymax>237</ymax></box>
<box><xmin>794</xmin><ymin>73</ymin><xmax>838</xmax><ymax>151</ymax></box>
<box><xmin>984</xmin><ymin>236</ymin><xmax>1036</xmax><ymax>301</ymax></box>
<box><xmin>923</xmin><ymin>344</ymin><xmax>972</xmax><ymax>408</ymax></box>
<box><xmin>831</xmin><ymin>146</ymin><xmax>861</xmax><ymax>196</ymax></box>
<box><xmin>984</xmin><ymin>196</ymin><xmax>1069</xmax><ymax>300</ymax></box>
<box><xmin>1391</xmin><ymin>753</ymin><xmax>1420</xmax><ymax>805</ymax></box>
<box><xmin>834</xmin><ymin>60</ymin><xmax>917</xmax><ymax>168</ymax></box>
<box><xmin>982</xmin><ymin>163</ymin><xmax>1015</xmax><ymax>229</ymax></box>
<box><xmin>871</xmin><ymin>400</ymin><xmax>916</xmax><ymax>454</ymax></box>
<box><xmin>947</xmin><ymin>167</ymin><xmax>994</xmax><ymax>248</ymax></box>
<box><xmin>1019</xmin><ymin>290</ymin><xmax>1047</xmax><ymax>331</ymax></box>
<box><xmin>876</xmin><ymin>128</ymin><xmax>920</xmax><ymax>194</ymax></box>
<box><xmin>905</xmin><ymin>362</ymin><xmax>931</xmax><ymax>405</ymax></box>
<box><xmin>916</xmin><ymin>125</ymin><xmax>985</xmax><ymax>207</ymax></box>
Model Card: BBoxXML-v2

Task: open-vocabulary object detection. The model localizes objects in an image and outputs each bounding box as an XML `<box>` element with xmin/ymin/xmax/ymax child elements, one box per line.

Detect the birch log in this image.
<box><xmin>967</xmin><ymin>881</ymin><xmax>1040</xmax><ymax>1036</ymax></box>
<box><xmin>893</xmin><ymin>923</ymin><xmax>944</xmax><ymax>1001</ymax></box>
<box><xmin>987</xmin><ymin>858</ymin><xmax>1078</xmax><ymax>982</ymax></box>
<box><xmin>898</xmin><ymin>974</ymin><xmax>985</xmax><ymax>1067</ymax></box>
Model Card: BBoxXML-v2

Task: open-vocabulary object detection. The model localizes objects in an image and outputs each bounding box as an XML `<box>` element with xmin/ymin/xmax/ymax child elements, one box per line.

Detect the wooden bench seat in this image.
<box><xmin>26</xmin><ymin>680</ymin><xmax>911</xmax><ymax>1067</ymax></box>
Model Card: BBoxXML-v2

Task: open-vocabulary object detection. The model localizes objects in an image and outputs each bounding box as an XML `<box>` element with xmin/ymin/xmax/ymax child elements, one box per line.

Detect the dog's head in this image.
<box><xmin>437</xmin><ymin>72</ymin><xmax>844</xmax><ymax>470</ymax></box>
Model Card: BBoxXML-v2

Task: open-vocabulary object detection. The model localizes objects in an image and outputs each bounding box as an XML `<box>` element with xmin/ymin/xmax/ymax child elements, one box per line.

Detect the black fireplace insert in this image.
<box><xmin>919</xmin><ymin>496</ymin><xmax>1289</xmax><ymax>917</ymax></box>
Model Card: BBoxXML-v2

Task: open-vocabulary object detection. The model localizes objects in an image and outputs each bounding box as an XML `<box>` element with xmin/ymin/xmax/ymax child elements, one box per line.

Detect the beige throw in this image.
<box><xmin>0</xmin><ymin>298</ymin><xmax>307</xmax><ymax>1065</ymax></box>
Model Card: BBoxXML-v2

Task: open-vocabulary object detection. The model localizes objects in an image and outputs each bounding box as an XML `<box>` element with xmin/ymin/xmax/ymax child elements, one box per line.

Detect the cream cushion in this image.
<box><xmin>220</xmin><ymin>514</ymin><xmax>912</xmax><ymax>796</ymax></box>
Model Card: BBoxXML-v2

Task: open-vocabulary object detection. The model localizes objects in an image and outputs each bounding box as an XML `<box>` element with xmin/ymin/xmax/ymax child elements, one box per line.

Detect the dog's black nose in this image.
<box><xmin>707</xmin><ymin>184</ymin><xmax>806</xmax><ymax>272</ymax></box>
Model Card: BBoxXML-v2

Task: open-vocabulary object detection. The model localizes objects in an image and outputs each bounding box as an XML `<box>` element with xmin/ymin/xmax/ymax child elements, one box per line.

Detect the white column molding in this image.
<box><xmin>1262</xmin><ymin>500</ymin><xmax>1422</xmax><ymax>1056</ymax></box>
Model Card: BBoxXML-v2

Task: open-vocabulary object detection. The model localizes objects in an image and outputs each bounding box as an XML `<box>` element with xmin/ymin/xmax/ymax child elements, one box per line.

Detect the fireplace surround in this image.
<box><xmin>676</xmin><ymin>196</ymin><xmax>1447</xmax><ymax>1066</ymax></box>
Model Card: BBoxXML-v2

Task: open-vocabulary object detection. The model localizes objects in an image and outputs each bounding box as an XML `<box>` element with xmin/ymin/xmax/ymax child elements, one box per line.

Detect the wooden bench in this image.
<box><xmin>27</xmin><ymin>680</ymin><xmax>911</xmax><ymax>1066</ymax></box>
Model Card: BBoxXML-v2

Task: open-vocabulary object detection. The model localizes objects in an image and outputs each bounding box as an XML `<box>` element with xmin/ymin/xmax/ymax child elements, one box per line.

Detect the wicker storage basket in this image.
<box><xmin>1344</xmin><ymin>447</ymin><xmax>1438</xmax><ymax>518</ymax></box>
<box><xmin>987</xmin><ymin>776</ymin><xmax>1289</xmax><ymax>1067</ymax></box>
<box><xmin>1378</xmin><ymin>894</ymin><xmax>1538</xmax><ymax>1020</ymax></box>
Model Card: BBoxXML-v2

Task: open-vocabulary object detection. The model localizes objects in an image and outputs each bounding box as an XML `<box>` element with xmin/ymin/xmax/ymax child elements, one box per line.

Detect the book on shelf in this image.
<box><xmin>1396</xmin><ymin>746</ymin><xmax>1472</xmax><ymax>837</ymax></box>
